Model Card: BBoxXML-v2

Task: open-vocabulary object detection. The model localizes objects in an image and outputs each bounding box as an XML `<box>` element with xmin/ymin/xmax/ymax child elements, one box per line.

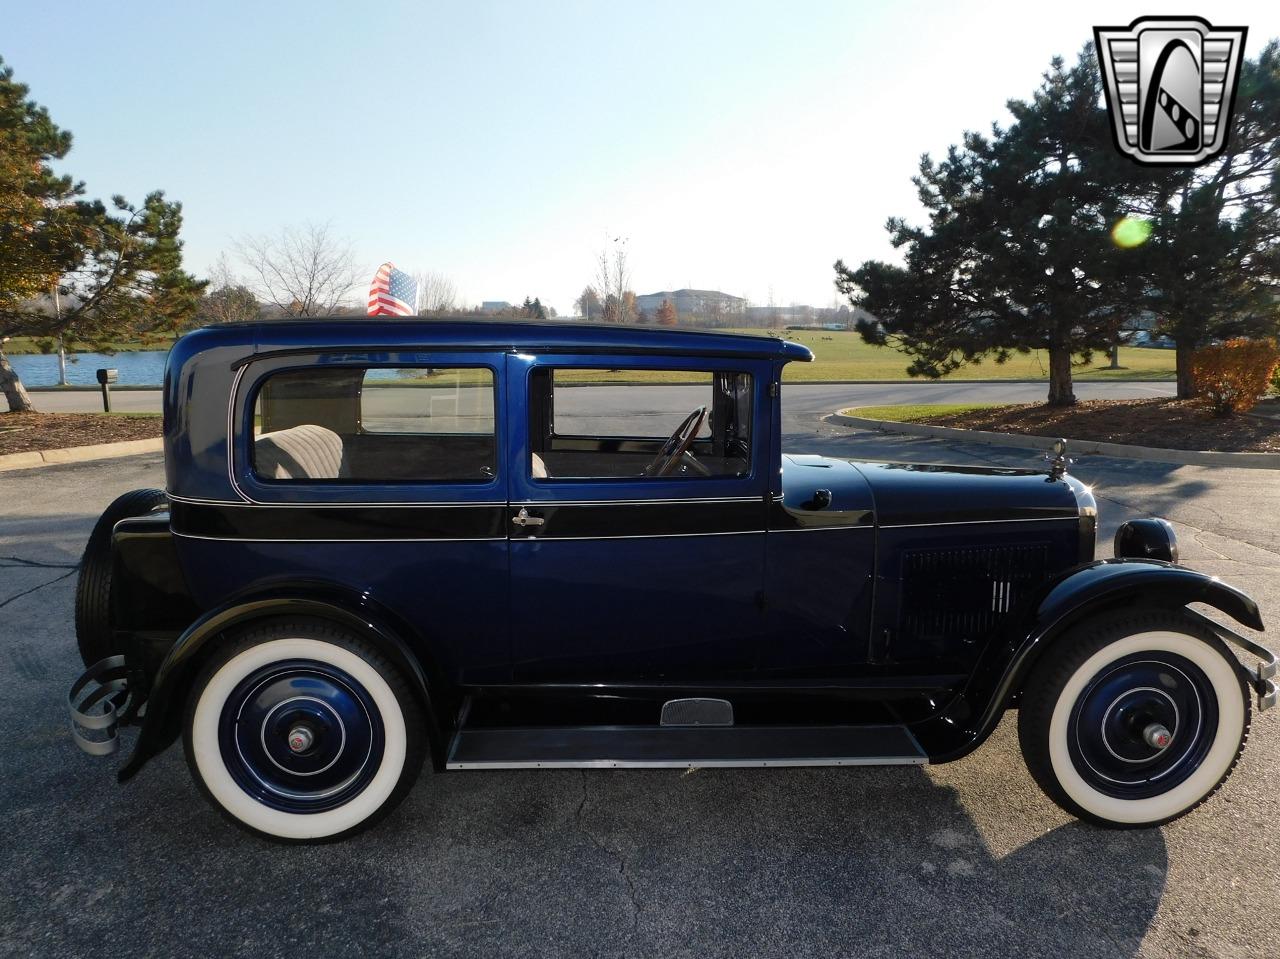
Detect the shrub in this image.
<box><xmin>1191</xmin><ymin>338</ymin><xmax>1280</xmax><ymax>417</ymax></box>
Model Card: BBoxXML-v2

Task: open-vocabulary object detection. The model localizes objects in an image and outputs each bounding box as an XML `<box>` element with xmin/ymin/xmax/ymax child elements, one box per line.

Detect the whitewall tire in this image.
<box><xmin>183</xmin><ymin>622</ymin><xmax>426</xmax><ymax>841</ymax></box>
<box><xmin>1019</xmin><ymin>609</ymin><xmax>1249</xmax><ymax>828</ymax></box>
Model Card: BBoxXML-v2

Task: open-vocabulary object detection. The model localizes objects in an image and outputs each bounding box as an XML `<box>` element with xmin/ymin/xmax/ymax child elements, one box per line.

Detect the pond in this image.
<box><xmin>7</xmin><ymin>350</ymin><xmax>169</xmax><ymax>387</ymax></box>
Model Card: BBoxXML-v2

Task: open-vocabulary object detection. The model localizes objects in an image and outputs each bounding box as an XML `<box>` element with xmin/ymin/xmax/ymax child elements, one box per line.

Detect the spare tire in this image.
<box><xmin>75</xmin><ymin>488</ymin><xmax>169</xmax><ymax>667</ymax></box>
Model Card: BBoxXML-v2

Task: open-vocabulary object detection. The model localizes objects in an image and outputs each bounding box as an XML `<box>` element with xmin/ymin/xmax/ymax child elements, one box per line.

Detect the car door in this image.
<box><xmin>504</xmin><ymin>351</ymin><xmax>772</xmax><ymax>684</ymax></box>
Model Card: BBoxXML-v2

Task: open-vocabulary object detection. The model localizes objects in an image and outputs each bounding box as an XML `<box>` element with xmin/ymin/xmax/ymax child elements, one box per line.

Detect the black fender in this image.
<box><xmin>118</xmin><ymin>589</ymin><xmax>449</xmax><ymax>782</ymax></box>
<box><xmin>912</xmin><ymin>559</ymin><xmax>1263</xmax><ymax>761</ymax></box>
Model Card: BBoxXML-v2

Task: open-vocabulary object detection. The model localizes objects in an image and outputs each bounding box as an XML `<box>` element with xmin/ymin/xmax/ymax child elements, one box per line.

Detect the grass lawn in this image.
<box><xmin>839</xmin><ymin>403</ymin><xmax>996</xmax><ymax>422</ymax></box>
<box><xmin>542</xmin><ymin>331</ymin><xmax>1177</xmax><ymax>384</ymax></box>
<box><xmin>754</xmin><ymin>329</ymin><xmax>1176</xmax><ymax>382</ymax></box>
<box><xmin>839</xmin><ymin>399</ymin><xmax>1280</xmax><ymax>453</ymax></box>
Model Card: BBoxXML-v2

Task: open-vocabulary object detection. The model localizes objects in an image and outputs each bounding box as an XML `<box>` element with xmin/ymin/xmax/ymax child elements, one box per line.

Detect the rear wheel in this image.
<box><xmin>1018</xmin><ymin>608</ymin><xmax>1249</xmax><ymax>828</ymax></box>
<box><xmin>75</xmin><ymin>487</ymin><xmax>168</xmax><ymax>667</ymax></box>
<box><xmin>183</xmin><ymin>621</ymin><xmax>427</xmax><ymax>842</ymax></box>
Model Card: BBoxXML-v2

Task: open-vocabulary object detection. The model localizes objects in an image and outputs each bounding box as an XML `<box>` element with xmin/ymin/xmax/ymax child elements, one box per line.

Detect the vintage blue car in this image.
<box><xmin>69</xmin><ymin>319</ymin><xmax>1277</xmax><ymax>841</ymax></box>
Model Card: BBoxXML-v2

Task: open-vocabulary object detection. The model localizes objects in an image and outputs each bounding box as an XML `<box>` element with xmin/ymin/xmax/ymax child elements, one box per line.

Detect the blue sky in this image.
<box><xmin>5</xmin><ymin>1</ymin><xmax>1277</xmax><ymax>314</ymax></box>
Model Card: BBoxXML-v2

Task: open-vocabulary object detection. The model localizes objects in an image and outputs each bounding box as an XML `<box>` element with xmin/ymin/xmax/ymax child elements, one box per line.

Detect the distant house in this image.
<box><xmin>480</xmin><ymin>301</ymin><xmax>512</xmax><ymax>314</ymax></box>
<box><xmin>634</xmin><ymin>289</ymin><xmax>746</xmax><ymax>317</ymax></box>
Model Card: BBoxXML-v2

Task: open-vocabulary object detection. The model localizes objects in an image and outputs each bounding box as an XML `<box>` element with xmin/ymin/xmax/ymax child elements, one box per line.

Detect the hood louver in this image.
<box><xmin>899</xmin><ymin>544</ymin><xmax>1050</xmax><ymax>653</ymax></box>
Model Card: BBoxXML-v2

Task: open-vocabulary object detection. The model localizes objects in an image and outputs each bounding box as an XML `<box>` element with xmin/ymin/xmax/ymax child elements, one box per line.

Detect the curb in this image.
<box><xmin>26</xmin><ymin>385</ymin><xmax>163</xmax><ymax>392</ymax></box>
<box><xmin>825</xmin><ymin>413</ymin><xmax>1280</xmax><ymax>470</ymax></box>
<box><xmin>0</xmin><ymin>437</ymin><xmax>163</xmax><ymax>473</ymax></box>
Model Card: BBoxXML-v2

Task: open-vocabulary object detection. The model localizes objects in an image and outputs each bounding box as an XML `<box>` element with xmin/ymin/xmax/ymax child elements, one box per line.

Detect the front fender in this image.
<box><xmin>912</xmin><ymin>559</ymin><xmax>1264</xmax><ymax>761</ymax></box>
<box><xmin>118</xmin><ymin>591</ymin><xmax>447</xmax><ymax>782</ymax></box>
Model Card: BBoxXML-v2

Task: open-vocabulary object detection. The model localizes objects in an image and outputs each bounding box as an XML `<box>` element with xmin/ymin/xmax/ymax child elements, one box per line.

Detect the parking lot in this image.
<box><xmin>2</xmin><ymin>414</ymin><xmax>1278</xmax><ymax>959</ymax></box>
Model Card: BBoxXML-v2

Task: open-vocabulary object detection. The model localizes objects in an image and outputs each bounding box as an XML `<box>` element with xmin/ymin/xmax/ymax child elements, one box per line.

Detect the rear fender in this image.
<box><xmin>912</xmin><ymin>559</ymin><xmax>1263</xmax><ymax>761</ymax></box>
<box><xmin>118</xmin><ymin>589</ymin><xmax>449</xmax><ymax>782</ymax></box>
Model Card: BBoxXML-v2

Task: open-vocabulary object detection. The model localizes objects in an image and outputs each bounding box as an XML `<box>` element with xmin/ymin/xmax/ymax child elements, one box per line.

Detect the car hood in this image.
<box><xmin>781</xmin><ymin>455</ymin><xmax>1094</xmax><ymax>527</ymax></box>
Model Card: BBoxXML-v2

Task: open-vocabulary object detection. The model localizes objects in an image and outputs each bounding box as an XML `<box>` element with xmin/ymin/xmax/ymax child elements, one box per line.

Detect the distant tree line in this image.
<box><xmin>836</xmin><ymin>42</ymin><xmax>1280</xmax><ymax>405</ymax></box>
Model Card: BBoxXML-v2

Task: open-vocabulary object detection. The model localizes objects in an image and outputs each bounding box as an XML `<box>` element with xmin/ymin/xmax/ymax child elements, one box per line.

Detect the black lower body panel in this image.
<box><xmin>447</xmin><ymin>723</ymin><xmax>927</xmax><ymax>769</ymax></box>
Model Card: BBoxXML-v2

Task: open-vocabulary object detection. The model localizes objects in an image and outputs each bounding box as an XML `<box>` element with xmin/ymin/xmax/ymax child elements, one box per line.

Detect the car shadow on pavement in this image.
<box><xmin>354</xmin><ymin>761</ymin><xmax>1167</xmax><ymax>958</ymax></box>
<box><xmin>10</xmin><ymin>747</ymin><xmax>1164</xmax><ymax>959</ymax></box>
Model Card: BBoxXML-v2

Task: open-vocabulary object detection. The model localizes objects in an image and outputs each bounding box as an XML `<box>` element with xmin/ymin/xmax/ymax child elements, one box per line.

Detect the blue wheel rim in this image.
<box><xmin>1067</xmin><ymin>651</ymin><xmax>1218</xmax><ymax>800</ymax></box>
<box><xmin>218</xmin><ymin>659</ymin><xmax>385</xmax><ymax>814</ymax></box>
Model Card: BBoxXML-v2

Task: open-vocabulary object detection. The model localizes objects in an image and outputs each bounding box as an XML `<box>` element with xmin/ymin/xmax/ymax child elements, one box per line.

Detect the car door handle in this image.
<box><xmin>512</xmin><ymin>507</ymin><xmax>545</xmax><ymax>528</ymax></box>
<box><xmin>805</xmin><ymin>489</ymin><xmax>832</xmax><ymax>511</ymax></box>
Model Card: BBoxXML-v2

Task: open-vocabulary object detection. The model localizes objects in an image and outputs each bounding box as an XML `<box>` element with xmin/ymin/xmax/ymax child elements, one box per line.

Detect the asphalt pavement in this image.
<box><xmin>1</xmin><ymin>410</ymin><xmax>1276</xmax><ymax>959</ymax></box>
<box><xmin>29</xmin><ymin>378</ymin><xmax>1177</xmax><ymax>415</ymax></box>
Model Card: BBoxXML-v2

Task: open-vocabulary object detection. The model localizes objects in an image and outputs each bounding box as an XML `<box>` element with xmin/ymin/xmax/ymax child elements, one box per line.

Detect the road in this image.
<box><xmin>29</xmin><ymin>379</ymin><xmax>1177</xmax><ymax>415</ymax></box>
<box><xmin>1</xmin><ymin>411</ymin><xmax>1276</xmax><ymax>959</ymax></box>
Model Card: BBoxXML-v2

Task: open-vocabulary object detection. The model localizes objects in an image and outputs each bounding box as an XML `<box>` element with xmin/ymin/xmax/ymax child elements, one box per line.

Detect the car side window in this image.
<box><xmin>251</xmin><ymin>366</ymin><xmax>496</xmax><ymax>483</ymax></box>
<box><xmin>528</xmin><ymin>367</ymin><xmax>752</xmax><ymax>480</ymax></box>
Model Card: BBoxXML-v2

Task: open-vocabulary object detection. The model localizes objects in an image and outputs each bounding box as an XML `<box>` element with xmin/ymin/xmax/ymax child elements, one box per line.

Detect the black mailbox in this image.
<box><xmin>95</xmin><ymin>368</ymin><xmax>118</xmax><ymax>411</ymax></box>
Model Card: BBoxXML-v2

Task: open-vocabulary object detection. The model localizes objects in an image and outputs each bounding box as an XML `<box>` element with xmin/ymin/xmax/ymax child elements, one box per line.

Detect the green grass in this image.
<box><xmin>840</xmin><ymin>403</ymin><xmax>996</xmax><ymax>422</ymax></box>
<box><xmin>747</xmin><ymin>329</ymin><xmax>1176</xmax><ymax>382</ymax></box>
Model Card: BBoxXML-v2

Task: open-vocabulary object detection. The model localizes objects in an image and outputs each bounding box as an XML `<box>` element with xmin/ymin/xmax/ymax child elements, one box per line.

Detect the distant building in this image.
<box><xmin>634</xmin><ymin>289</ymin><xmax>746</xmax><ymax>317</ymax></box>
<box><xmin>745</xmin><ymin>306</ymin><xmax>815</xmax><ymax>325</ymax></box>
<box><xmin>743</xmin><ymin>304</ymin><xmax>877</xmax><ymax>330</ymax></box>
<box><xmin>480</xmin><ymin>301</ymin><xmax>512</xmax><ymax>314</ymax></box>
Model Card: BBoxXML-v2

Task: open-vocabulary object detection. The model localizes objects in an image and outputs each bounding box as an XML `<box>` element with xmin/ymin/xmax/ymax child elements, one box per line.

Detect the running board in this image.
<box><xmin>446</xmin><ymin>723</ymin><xmax>927</xmax><ymax>770</ymax></box>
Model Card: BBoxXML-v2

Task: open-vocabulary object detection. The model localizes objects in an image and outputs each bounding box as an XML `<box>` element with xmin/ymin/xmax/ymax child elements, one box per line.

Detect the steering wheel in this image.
<box><xmin>644</xmin><ymin>406</ymin><xmax>709</xmax><ymax>477</ymax></box>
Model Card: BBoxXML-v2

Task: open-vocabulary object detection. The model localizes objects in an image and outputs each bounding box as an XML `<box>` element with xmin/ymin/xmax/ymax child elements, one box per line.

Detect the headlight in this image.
<box><xmin>1114</xmin><ymin>518</ymin><xmax>1178</xmax><ymax>564</ymax></box>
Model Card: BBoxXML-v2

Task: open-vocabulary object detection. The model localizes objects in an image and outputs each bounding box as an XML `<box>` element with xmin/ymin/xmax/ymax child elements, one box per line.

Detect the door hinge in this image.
<box><xmin>769</xmin><ymin>382</ymin><xmax>778</xmax><ymax>398</ymax></box>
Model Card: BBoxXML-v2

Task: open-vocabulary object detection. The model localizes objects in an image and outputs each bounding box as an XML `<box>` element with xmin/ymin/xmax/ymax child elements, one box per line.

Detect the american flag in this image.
<box><xmin>367</xmin><ymin>262</ymin><xmax>418</xmax><ymax>316</ymax></box>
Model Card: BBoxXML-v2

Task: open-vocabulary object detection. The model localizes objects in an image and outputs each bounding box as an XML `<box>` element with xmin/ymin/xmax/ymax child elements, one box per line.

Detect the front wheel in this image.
<box><xmin>1018</xmin><ymin>609</ymin><xmax>1250</xmax><ymax>828</ymax></box>
<box><xmin>183</xmin><ymin>621</ymin><xmax>427</xmax><ymax>841</ymax></box>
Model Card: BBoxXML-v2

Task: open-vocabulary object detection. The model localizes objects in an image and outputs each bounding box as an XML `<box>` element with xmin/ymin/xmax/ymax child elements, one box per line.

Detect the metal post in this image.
<box><xmin>54</xmin><ymin>285</ymin><xmax>67</xmax><ymax>386</ymax></box>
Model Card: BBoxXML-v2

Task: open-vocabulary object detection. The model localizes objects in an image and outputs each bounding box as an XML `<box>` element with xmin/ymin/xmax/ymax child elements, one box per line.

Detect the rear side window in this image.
<box><xmin>251</xmin><ymin>366</ymin><xmax>496</xmax><ymax>483</ymax></box>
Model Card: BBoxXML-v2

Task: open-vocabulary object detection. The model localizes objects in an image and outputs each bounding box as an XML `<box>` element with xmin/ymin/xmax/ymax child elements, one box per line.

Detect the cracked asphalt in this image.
<box><xmin>1</xmin><ymin>413</ymin><xmax>1278</xmax><ymax>959</ymax></box>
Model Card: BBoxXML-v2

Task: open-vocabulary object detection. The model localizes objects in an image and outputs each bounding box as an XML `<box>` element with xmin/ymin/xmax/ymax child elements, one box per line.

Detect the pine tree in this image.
<box><xmin>521</xmin><ymin>296</ymin><xmax>548</xmax><ymax>320</ymax></box>
<box><xmin>0</xmin><ymin>56</ymin><xmax>205</xmax><ymax>411</ymax></box>
<box><xmin>836</xmin><ymin>48</ymin><xmax>1147</xmax><ymax>406</ymax></box>
<box><xmin>1128</xmin><ymin>42</ymin><xmax>1280</xmax><ymax>397</ymax></box>
<box><xmin>0</xmin><ymin>56</ymin><xmax>81</xmax><ymax>410</ymax></box>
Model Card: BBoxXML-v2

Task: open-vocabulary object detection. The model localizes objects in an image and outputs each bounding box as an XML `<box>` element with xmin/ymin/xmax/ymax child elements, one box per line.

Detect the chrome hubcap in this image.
<box><xmin>288</xmin><ymin>725</ymin><xmax>314</xmax><ymax>754</ymax></box>
<box><xmin>1143</xmin><ymin>722</ymin><xmax>1173</xmax><ymax>750</ymax></box>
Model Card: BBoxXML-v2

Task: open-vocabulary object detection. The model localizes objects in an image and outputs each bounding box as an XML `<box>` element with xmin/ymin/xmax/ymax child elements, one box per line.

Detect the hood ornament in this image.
<box><xmin>1046</xmin><ymin>438</ymin><xmax>1072</xmax><ymax>480</ymax></box>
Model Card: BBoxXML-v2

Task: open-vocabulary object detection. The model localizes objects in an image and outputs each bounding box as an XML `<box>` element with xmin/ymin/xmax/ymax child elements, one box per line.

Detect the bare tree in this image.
<box><xmin>197</xmin><ymin>253</ymin><xmax>259</xmax><ymax>325</ymax></box>
<box><xmin>593</xmin><ymin>238</ymin><xmax>633</xmax><ymax>323</ymax></box>
<box><xmin>413</xmin><ymin>270</ymin><xmax>457</xmax><ymax>314</ymax></box>
<box><xmin>237</xmin><ymin>222</ymin><xmax>360</xmax><ymax>316</ymax></box>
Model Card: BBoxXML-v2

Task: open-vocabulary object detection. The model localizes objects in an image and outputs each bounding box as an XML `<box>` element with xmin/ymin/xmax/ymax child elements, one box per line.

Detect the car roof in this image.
<box><xmin>177</xmin><ymin>317</ymin><xmax>815</xmax><ymax>363</ymax></box>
